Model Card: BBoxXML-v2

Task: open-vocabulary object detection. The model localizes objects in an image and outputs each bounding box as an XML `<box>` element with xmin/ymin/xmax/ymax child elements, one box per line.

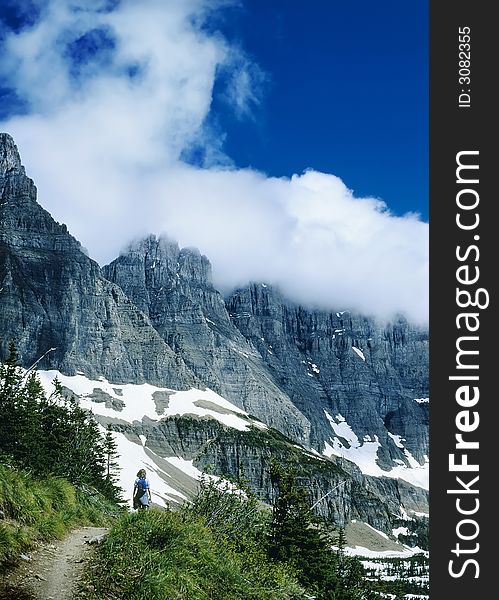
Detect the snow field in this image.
<box><xmin>323</xmin><ymin>410</ymin><xmax>429</xmax><ymax>490</ymax></box>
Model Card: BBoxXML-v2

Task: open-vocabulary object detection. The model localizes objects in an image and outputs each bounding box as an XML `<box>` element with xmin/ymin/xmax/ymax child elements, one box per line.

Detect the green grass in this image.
<box><xmin>80</xmin><ymin>509</ymin><xmax>306</xmax><ymax>600</ymax></box>
<box><xmin>0</xmin><ymin>463</ymin><xmax>120</xmax><ymax>568</ymax></box>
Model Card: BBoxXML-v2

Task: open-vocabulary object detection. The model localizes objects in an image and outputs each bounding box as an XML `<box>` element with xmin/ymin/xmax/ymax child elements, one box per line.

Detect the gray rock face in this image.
<box><xmin>103</xmin><ymin>236</ymin><xmax>311</xmax><ymax>442</ymax></box>
<box><xmin>0</xmin><ymin>133</ymin><xmax>429</xmax><ymax>529</ymax></box>
<box><xmin>112</xmin><ymin>415</ymin><xmax>428</xmax><ymax>533</ymax></box>
<box><xmin>0</xmin><ymin>134</ymin><xmax>196</xmax><ymax>388</ymax></box>
<box><xmin>226</xmin><ymin>284</ymin><xmax>429</xmax><ymax>469</ymax></box>
<box><xmin>103</xmin><ymin>237</ymin><xmax>428</xmax><ymax>471</ymax></box>
<box><xmin>1</xmin><ymin>133</ymin><xmax>35</xmax><ymax>202</ymax></box>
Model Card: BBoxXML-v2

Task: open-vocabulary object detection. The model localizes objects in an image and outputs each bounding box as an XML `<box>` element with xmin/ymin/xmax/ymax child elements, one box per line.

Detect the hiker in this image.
<box><xmin>133</xmin><ymin>468</ymin><xmax>152</xmax><ymax>509</ymax></box>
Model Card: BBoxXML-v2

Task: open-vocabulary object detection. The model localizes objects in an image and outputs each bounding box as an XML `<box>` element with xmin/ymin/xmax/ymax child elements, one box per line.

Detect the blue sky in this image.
<box><xmin>208</xmin><ymin>0</ymin><xmax>428</xmax><ymax>220</ymax></box>
<box><xmin>0</xmin><ymin>1</ymin><xmax>428</xmax><ymax>322</ymax></box>
<box><xmin>1</xmin><ymin>0</ymin><xmax>428</xmax><ymax>219</ymax></box>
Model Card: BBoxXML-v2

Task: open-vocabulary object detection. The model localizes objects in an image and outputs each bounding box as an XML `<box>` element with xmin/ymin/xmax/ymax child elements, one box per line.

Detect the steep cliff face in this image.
<box><xmin>108</xmin><ymin>414</ymin><xmax>428</xmax><ymax>533</ymax></box>
<box><xmin>102</xmin><ymin>237</ymin><xmax>311</xmax><ymax>442</ymax></box>
<box><xmin>226</xmin><ymin>284</ymin><xmax>429</xmax><ymax>469</ymax></box>
<box><xmin>0</xmin><ymin>134</ymin><xmax>196</xmax><ymax>388</ymax></box>
<box><xmin>103</xmin><ymin>239</ymin><xmax>429</xmax><ymax>474</ymax></box>
<box><xmin>1</xmin><ymin>133</ymin><xmax>429</xmax><ymax>535</ymax></box>
<box><xmin>35</xmin><ymin>367</ymin><xmax>428</xmax><ymax>539</ymax></box>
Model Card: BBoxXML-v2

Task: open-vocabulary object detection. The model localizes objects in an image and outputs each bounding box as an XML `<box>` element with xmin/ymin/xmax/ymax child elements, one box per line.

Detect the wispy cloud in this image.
<box><xmin>0</xmin><ymin>0</ymin><xmax>428</xmax><ymax>324</ymax></box>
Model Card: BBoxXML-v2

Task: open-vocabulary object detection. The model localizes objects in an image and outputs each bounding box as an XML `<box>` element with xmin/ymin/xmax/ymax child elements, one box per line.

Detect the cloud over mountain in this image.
<box><xmin>0</xmin><ymin>0</ymin><xmax>428</xmax><ymax>323</ymax></box>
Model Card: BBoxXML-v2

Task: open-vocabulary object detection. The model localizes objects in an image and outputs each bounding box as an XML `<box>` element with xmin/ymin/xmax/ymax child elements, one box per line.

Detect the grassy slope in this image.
<box><xmin>80</xmin><ymin>509</ymin><xmax>306</xmax><ymax>600</ymax></box>
<box><xmin>0</xmin><ymin>464</ymin><xmax>120</xmax><ymax>568</ymax></box>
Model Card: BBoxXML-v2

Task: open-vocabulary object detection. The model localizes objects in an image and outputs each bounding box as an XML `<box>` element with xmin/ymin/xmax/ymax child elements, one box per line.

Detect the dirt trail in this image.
<box><xmin>0</xmin><ymin>526</ymin><xmax>108</xmax><ymax>600</ymax></box>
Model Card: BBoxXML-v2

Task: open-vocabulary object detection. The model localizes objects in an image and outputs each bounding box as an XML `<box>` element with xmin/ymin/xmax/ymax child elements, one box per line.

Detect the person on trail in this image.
<box><xmin>133</xmin><ymin>468</ymin><xmax>152</xmax><ymax>509</ymax></box>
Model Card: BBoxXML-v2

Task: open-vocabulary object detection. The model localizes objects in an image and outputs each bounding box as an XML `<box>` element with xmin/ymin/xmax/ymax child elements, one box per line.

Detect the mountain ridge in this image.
<box><xmin>0</xmin><ymin>133</ymin><xmax>429</xmax><ymax>533</ymax></box>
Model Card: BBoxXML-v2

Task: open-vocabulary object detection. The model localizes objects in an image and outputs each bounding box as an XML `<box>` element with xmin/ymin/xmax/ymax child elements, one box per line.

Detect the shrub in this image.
<box><xmin>81</xmin><ymin>508</ymin><xmax>305</xmax><ymax>600</ymax></box>
<box><xmin>0</xmin><ymin>464</ymin><xmax>119</xmax><ymax>567</ymax></box>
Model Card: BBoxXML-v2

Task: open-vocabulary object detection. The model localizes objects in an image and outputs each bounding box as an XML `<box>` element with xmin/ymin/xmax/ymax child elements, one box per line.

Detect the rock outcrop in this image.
<box><xmin>227</xmin><ymin>284</ymin><xmax>429</xmax><ymax>467</ymax></box>
<box><xmin>102</xmin><ymin>236</ymin><xmax>311</xmax><ymax>442</ymax></box>
<box><xmin>102</xmin><ymin>239</ymin><xmax>429</xmax><ymax>469</ymax></box>
<box><xmin>110</xmin><ymin>414</ymin><xmax>428</xmax><ymax>533</ymax></box>
<box><xmin>0</xmin><ymin>134</ymin><xmax>196</xmax><ymax>388</ymax></box>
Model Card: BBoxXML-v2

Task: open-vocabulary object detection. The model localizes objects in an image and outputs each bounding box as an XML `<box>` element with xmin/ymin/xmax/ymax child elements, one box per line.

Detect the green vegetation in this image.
<box><xmin>268</xmin><ymin>463</ymin><xmax>371</xmax><ymax>600</ymax></box>
<box><xmin>80</xmin><ymin>509</ymin><xmax>304</xmax><ymax>600</ymax></box>
<box><xmin>0</xmin><ymin>463</ymin><xmax>119</xmax><ymax>568</ymax></box>
<box><xmin>0</xmin><ymin>345</ymin><xmax>428</xmax><ymax>598</ymax></box>
<box><xmin>81</xmin><ymin>468</ymin><xmax>380</xmax><ymax>600</ymax></box>
<box><xmin>397</xmin><ymin>516</ymin><xmax>429</xmax><ymax>550</ymax></box>
<box><xmin>362</xmin><ymin>555</ymin><xmax>429</xmax><ymax>598</ymax></box>
<box><xmin>0</xmin><ymin>342</ymin><xmax>121</xmax><ymax>500</ymax></box>
<box><xmin>0</xmin><ymin>343</ymin><xmax>123</xmax><ymax>568</ymax></box>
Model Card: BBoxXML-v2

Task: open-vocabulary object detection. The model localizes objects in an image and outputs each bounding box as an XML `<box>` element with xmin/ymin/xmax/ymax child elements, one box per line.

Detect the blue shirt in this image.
<box><xmin>134</xmin><ymin>477</ymin><xmax>150</xmax><ymax>492</ymax></box>
<box><xmin>134</xmin><ymin>477</ymin><xmax>151</xmax><ymax>506</ymax></box>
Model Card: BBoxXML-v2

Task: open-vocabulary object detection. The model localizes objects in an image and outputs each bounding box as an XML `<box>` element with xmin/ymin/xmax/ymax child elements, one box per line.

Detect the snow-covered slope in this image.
<box><xmin>323</xmin><ymin>410</ymin><xmax>428</xmax><ymax>490</ymax></box>
<box><xmin>38</xmin><ymin>370</ymin><xmax>265</xmax><ymax>508</ymax></box>
<box><xmin>38</xmin><ymin>371</ymin><xmax>428</xmax><ymax>514</ymax></box>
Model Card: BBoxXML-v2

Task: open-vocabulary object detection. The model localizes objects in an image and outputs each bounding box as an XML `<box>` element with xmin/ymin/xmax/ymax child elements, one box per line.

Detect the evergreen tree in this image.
<box><xmin>269</xmin><ymin>462</ymin><xmax>372</xmax><ymax>600</ymax></box>
<box><xmin>102</xmin><ymin>424</ymin><xmax>122</xmax><ymax>501</ymax></box>
<box><xmin>0</xmin><ymin>344</ymin><xmax>121</xmax><ymax>500</ymax></box>
<box><xmin>16</xmin><ymin>371</ymin><xmax>46</xmax><ymax>470</ymax></box>
<box><xmin>0</xmin><ymin>341</ymin><xmax>23</xmax><ymax>457</ymax></box>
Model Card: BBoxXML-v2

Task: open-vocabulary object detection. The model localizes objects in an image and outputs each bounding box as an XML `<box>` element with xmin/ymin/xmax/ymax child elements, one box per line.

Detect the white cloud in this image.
<box><xmin>0</xmin><ymin>0</ymin><xmax>428</xmax><ymax>324</ymax></box>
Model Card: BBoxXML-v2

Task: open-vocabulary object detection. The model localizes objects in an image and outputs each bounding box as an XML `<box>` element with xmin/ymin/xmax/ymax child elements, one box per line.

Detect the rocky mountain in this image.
<box><xmin>102</xmin><ymin>237</ymin><xmax>310</xmax><ymax>442</ymax></box>
<box><xmin>0</xmin><ymin>133</ymin><xmax>429</xmax><ymax>541</ymax></box>
<box><xmin>102</xmin><ymin>237</ymin><xmax>428</xmax><ymax>473</ymax></box>
<box><xmin>0</xmin><ymin>133</ymin><xmax>195</xmax><ymax>388</ymax></box>
<box><xmin>227</xmin><ymin>284</ymin><xmax>429</xmax><ymax>468</ymax></box>
<box><xmin>37</xmin><ymin>369</ymin><xmax>428</xmax><ymax>540</ymax></box>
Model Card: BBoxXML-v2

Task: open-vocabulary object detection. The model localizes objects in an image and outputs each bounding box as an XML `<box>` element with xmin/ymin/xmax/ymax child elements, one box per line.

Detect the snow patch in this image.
<box><xmin>411</xmin><ymin>511</ymin><xmax>429</xmax><ymax>518</ymax></box>
<box><xmin>351</xmin><ymin>346</ymin><xmax>366</xmax><ymax>361</ymax></box>
<box><xmin>388</xmin><ymin>432</ymin><xmax>405</xmax><ymax>449</ymax></box>
<box><xmin>399</xmin><ymin>506</ymin><xmax>412</xmax><ymax>521</ymax></box>
<box><xmin>163</xmin><ymin>456</ymin><xmax>204</xmax><ymax>480</ymax></box>
<box><xmin>344</xmin><ymin>546</ymin><xmax>428</xmax><ymax>558</ymax></box>
<box><xmin>323</xmin><ymin>410</ymin><xmax>429</xmax><ymax>489</ymax></box>
<box><xmin>365</xmin><ymin>523</ymin><xmax>389</xmax><ymax>540</ymax></box>
<box><xmin>231</xmin><ymin>346</ymin><xmax>253</xmax><ymax>358</ymax></box>
<box><xmin>38</xmin><ymin>371</ymin><xmax>256</xmax><ymax>432</ymax></box>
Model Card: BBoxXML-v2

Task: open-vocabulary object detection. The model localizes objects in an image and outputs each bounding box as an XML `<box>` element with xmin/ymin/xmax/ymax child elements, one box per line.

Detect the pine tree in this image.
<box><xmin>0</xmin><ymin>347</ymin><xmax>122</xmax><ymax>500</ymax></box>
<box><xmin>103</xmin><ymin>425</ymin><xmax>120</xmax><ymax>483</ymax></box>
<box><xmin>337</xmin><ymin>526</ymin><xmax>347</xmax><ymax>553</ymax></box>
<box><xmin>269</xmin><ymin>462</ymin><xmax>337</xmax><ymax>594</ymax></box>
<box><xmin>16</xmin><ymin>372</ymin><xmax>46</xmax><ymax>470</ymax></box>
<box><xmin>0</xmin><ymin>341</ymin><xmax>24</xmax><ymax>459</ymax></box>
<box><xmin>53</xmin><ymin>391</ymin><xmax>106</xmax><ymax>487</ymax></box>
<box><xmin>102</xmin><ymin>425</ymin><xmax>122</xmax><ymax>501</ymax></box>
<box><xmin>269</xmin><ymin>463</ymin><xmax>317</xmax><ymax>563</ymax></box>
<box><xmin>269</xmin><ymin>462</ymin><xmax>372</xmax><ymax>600</ymax></box>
